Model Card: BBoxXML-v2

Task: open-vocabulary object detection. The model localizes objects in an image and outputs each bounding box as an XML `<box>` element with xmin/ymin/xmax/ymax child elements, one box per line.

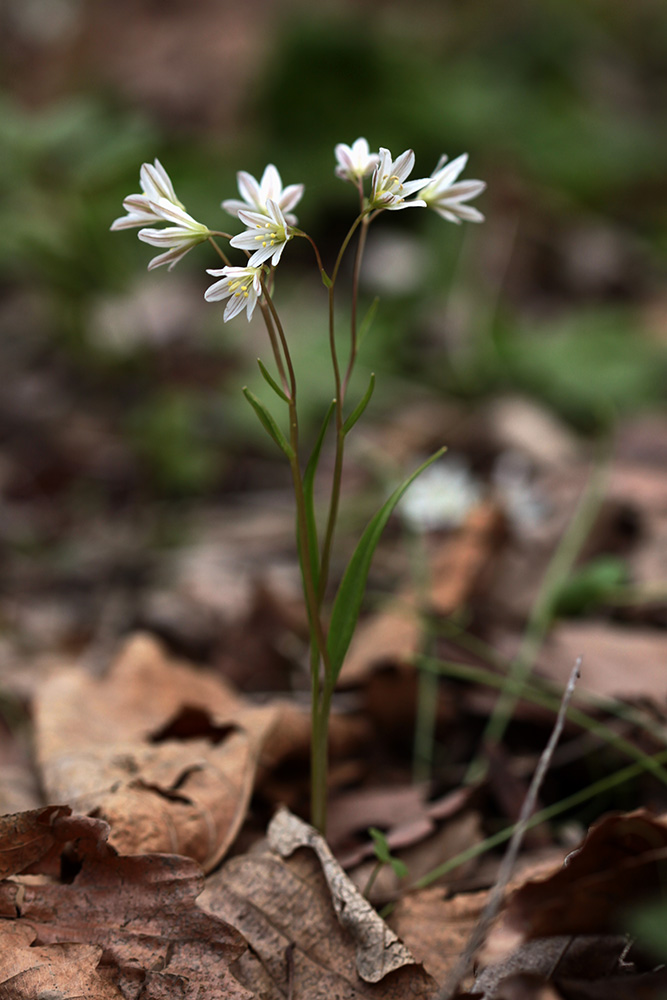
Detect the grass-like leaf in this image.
<box><xmin>300</xmin><ymin>400</ymin><xmax>335</xmax><ymax>595</ymax></box>
<box><xmin>257</xmin><ymin>358</ymin><xmax>289</xmax><ymax>402</ymax></box>
<box><xmin>343</xmin><ymin>372</ymin><xmax>375</xmax><ymax>434</ymax></box>
<box><xmin>326</xmin><ymin>447</ymin><xmax>446</xmax><ymax>683</ymax></box>
<box><xmin>242</xmin><ymin>387</ymin><xmax>294</xmax><ymax>460</ymax></box>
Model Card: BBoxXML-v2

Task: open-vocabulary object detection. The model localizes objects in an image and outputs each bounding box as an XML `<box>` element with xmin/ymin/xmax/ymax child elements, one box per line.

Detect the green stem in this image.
<box><xmin>207</xmin><ymin>235</ymin><xmax>232</xmax><ymax>265</ymax></box>
<box><xmin>409</xmin><ymin>746</ymin><xmax>667</xmax><ymax>894</ymax></box>
<box><xmin>318</xmin><ymin>214</ymin><xmax>367</xmax><ymax>605</ymax></box>
<box><xmin>258</xmin><ymin>295</ymin><xmax>291</xmax><ymax>400</ymax></box>
<box><xmin>342</xmin><ymin>216</ymin><xmax>370</xmax><ymax>397</ymax></box>
<box><xmin>286</xmin><ymin>393</ymin><xmax>333</xmax><ymax>834</ymax></box>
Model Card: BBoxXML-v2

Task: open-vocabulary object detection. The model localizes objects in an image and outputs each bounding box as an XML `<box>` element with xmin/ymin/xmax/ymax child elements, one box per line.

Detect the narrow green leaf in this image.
<box><xmin>242</xmin><ymin>387</ymin><xmax>294</xmax><ymax>460</ymax></box>
<box><xmin>257</xmin><ymin>358</ymin><xmax>289</xmax><ymax>402</ymax></box>
<box><xmin>300</xmin><ymin>401</ymin><xmax>335</xmax><ymax>594</ymax></box>
<box><xmin>326</xmin><ymin>447</ymin><xmax>446</xmax><ymax>681</ymax></box>
<box><xmin>357</xmin><ymin>296</ymin><xmax>379</xmax><ymax>348</ymax></box>
<box><xmin>369</xmin><ymin>828</ymin><xmax>408</xmax><ymax>879</ymax></box>
<box><xmin>343</xmin><ymin>373</ymin><xmax>375</xmax><ymax>435</ymax></box>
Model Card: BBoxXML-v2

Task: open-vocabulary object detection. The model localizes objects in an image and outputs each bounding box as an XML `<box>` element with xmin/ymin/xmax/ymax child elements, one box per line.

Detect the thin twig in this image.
<box><xmin>437</xmin><ymin>657</ymin><xmax>582</xmax><ymax>1000</ymax></box>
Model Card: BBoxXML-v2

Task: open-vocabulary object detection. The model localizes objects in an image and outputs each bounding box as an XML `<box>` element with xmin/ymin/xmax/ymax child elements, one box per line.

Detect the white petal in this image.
<box><xmin>279</xmin><ymin>183</ymin><xmax>304</xmax><ymax>213</ymax></box>
<box><xmin>260</xmin><ymin>164</ymin><xmax>282</xmax><ymax>201</ymax></box>
<box><xmin>237</xmin><ymin>207</ymin><xmax>272</xmax><ymax>229</ymax></box>
<box><xmin>146</xmin><ymin>245</ymin><xmax>193</xmax><ymax>270</ymax></box>
<box><xmin>236</xmin><ymin>171</ymin><xmax>262</xmax><ymax>208</ymax></box>
<box><xmin>440</xmin><ymin>180</ymin><xmax>487</xmax><ymax>201</ymax></box>
<box><xmin>431</xmin><ymin>153</ymin><xmax>469</xmax><ymax>191</ymax></box>
<box><xmin>137</xmin><ymin>227</ymin><xmax>194</xmax><ymax>247</ymax></box>
<box><xmin>222</xmin><ymin>197</ymin><xmax>252</xmax><ymax>217</ymax></box>
<box><xmin>147</xmin><ymin>198</ymin><xmax>205</xmax><ymax>231</ymax></box>
<box><xmin>230</xmin><ymin>230</ymin><xmax>262</xmax><ymax>251</ymax></box>
<box><xmin>392</xmin><ymin>149</ymin><xmax>415</xmax><ymax>182</ymax></box>
<box><xmin>387</xmin><ymin>198</ymin><xmax>427</xmax><ymax>211</ymax></box>
<box><xmin>247</xmin><ymin>242</ymin><xmax>280</xmax><ymax>267</ymax></box>
<box><xmin>204</xmin><ymin>278</ymin><xmax>232</xmax><ymax>302</ymax></box>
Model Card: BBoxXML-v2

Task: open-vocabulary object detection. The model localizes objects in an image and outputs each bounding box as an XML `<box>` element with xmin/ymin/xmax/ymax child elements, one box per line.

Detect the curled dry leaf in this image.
<box><xmin>199</xmin><ymin>807</ymin><xmax>436</xmax><ymax>999</ymax></box>
<box><xmin>0</xmin><ymin>807</ymin><xmax>251</xmax><ymax>1000</ymax></box>
<box><xmin>501</xmin><ymin>809</ymin><xmax>667</xmax><ymax>940</ymax></box>
<box><xmin>269</xmin><ymin>807</ymin><xmax>418</xmax><ymax>983</ymax></box>
<box><xmin>33</xmin><ymin>632</ymin><xmax>366</xmax><ymax>869</ymax></box>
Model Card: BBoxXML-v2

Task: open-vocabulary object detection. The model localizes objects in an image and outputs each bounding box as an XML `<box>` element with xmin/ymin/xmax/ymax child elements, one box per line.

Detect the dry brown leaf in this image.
<box><xmin>34</xmin><ymin>633</ymin><xmax>266</xmax><ymax>869</ymax></box>
<box><xmin>0</xmin><ymin>923</ymin><xmax>123</xmax><ymax>1000</ymax></box>
<box><xmin>539</xmin><ymin>623</ymin><xmax>667</xmax><ymax>701</ymax></box>
<box><xmin>472</xmin><ymin>935</ymin><xmax>667</xmax><ymax>1000</ymax></box>
<box><xmin>497</xmin><ymin>810</ymin><xmax>667</xmax><ymax>941</ymax></box>
<box><xmin>389</xmin><ymin>886</ymin><xmax>489</xmax><ymax>985</ymax></box>
<box><xmin>0</xmin><ymin>807</ymin><xmax>251</xmax><ymax>1000</ymax></box>
<box><xmin>269</xmin><ymin>807</ymin><xmax>420</xmax><ymax>982</ymax></box>
<box><xmin>199</xmin><ymin>807</ymin><xmax>437</xmax><ymax>999</ymax></box>
<box><xmin>33</xmin><ymin>632</ymin><xmax>366</xmax><ymax>868</ymax></box>
<box><xmin>0</xmin><ymin>804</ymin><xmax>69</xmax><ymax>878</ymax></box>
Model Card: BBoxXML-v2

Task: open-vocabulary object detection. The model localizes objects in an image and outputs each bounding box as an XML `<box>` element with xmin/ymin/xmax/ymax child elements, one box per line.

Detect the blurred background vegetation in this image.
<box><xmin>0</xmin><ymin>0</ymin><xmax>665</xmax><ymax>505</ymax></box>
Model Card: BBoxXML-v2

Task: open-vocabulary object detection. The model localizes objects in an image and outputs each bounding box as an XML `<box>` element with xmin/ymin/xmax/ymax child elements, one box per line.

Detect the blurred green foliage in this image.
<box><xmin>553</xmin><ymin>555</ymin><xmax>629</xmax><ymax>617</ymax></box>
<box><xmin>1</xmin><ymin>0</ymin><xmax>666</xmax><ymax>498</ymax></box>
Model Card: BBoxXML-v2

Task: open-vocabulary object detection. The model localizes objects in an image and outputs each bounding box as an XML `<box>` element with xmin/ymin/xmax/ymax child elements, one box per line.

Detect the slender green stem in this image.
<box><xmin>342</xmin><ymin>216</ymin><xmax>370</xmax><ymax>397</ymax></box>
<box><xmin>417</xmin><ymin>655</ymin><xmax>667</xmax><ymax>787</ymax></box>
<box><xmin>318</xmin><ymin>214</ymin><xmax>367</xmax><ymax>605</ymax></box>
<box><xmin>285</xmin><ymin>387</ymin><xmax>333</xmax><ymax>833</ymax></box>
<box><xmin>262</xmin><ymin>281</ymin><xmax>297</xmax><ymax>400</ymax></box>
<box><xmin>258</xmin><ymin>296</ymin><xmax>291</xmax><ymax>399</ymax></box>
<box><xmin>409</xmin><ymin>747</ymin><xmax>667</xmax><ymax>895</ymax></box>
<box><xmin>294</xmin><ymin>229</ymin><xmax>327</xmax><ymax>280</ymax></box>
<box><xmin>207</xmin><ymin>235</ymin><xmax>232</xmax><ymax>265</ymax></box>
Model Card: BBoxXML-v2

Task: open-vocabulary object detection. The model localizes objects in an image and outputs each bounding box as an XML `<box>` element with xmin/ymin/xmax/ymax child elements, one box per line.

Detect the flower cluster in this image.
<box><xmin>112</xmin><ymin>139</ymin><xmax>485</xmax><ymax>316</ymax></box>
<box><xmin>111</xmin><ymin>158</ymin><xmax>212</xmax><ymax>271</ymax></box>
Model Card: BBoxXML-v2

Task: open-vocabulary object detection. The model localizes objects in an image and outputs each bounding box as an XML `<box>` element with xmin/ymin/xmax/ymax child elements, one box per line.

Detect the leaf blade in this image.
<box><xmin>326</xmin><ymin>447</ymin><xmax>446</xmax><ymax>682</ymax></box>
<box><xmin>242</xmin><ymin>387</ymin><xmax>294</xmax><ymax>460</ymax></box>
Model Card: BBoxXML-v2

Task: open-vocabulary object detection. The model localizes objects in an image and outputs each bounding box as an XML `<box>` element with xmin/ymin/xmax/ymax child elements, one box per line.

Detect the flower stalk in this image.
<box><xmin>111</xmin><ymin>141</ymin><xmax>486</xmax><ymax>836</ymax></box>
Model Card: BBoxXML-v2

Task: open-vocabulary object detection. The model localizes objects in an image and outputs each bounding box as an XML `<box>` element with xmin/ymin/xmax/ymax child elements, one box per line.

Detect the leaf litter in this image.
<box><xmin>2</xmin><ymin>408</ymin><xmax>667</xmax><ymax>997</ymax></box>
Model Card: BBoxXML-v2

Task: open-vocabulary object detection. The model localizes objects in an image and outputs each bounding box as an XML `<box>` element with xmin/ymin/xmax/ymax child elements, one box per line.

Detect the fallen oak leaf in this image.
<box><xmin>0</xmin><ymin>808</ymin><xmax>251</xmax><ymax>1000</ymax></box>
<box><xmin>199</xmin><ymin>807</ymin><xmax>436</xmax><ymax>999</ymax></box>
<box><xmin>500</xmin><ymin>809</ymin><xmax>667</xmax><ymax>941</ymax></box>
<box><xmin>34</xmin><ymin>632</ymin><xmax>366</xmax><ymax>869</ymax></box>
<box><xmin>0</xmin><ymin>805</ymin><xmax>69</xmax><ymax>879</ymax></box>
<box><xmin>268</xmin><ymin>806</ymin><xmax>427</xmax><ymax>984</ymax></box>
<box><xmin>0</xmin><ymin>923</ymin><xmax>123</xmax><ymax>1000</ymax></box>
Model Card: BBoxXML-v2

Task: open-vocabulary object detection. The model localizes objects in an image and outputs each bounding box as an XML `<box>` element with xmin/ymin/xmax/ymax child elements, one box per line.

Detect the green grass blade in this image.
<box><xmin>358</xmin><ymin>296</ymin><xmax>379</xmax><ymax>348</ymax></box>
<box><xmin>343</xmin><ymin>372</ymin><xmax>375</xmax><ymax>435</ymax></box>
<box><xmin>257</xmin><ymin>358</ymin><xmax>289</xmax><ymax>402</ymax></box>
<box><xmin>326</xmin><ymin>447</ymin><xmax>446</xmax><ymax>682</ymax></box>
<box><xmin>242</xmin><ymin>387</ymin><xmax>294</xmax><ymax>459</ymax></box>
<box><xmin>301</xmin><ymin>400</ymin><xmax>335</xmax><ymax>595</ymax></box>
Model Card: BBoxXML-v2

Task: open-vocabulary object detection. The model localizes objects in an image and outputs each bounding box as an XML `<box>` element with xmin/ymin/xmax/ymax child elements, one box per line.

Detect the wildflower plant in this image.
<box><xmin>112</xmin><ymin>140</ymin><xmax>485</xmax><ymax>834</ymax></box>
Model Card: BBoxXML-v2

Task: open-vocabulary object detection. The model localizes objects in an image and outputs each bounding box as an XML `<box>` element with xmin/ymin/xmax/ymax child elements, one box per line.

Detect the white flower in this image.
<box><xmin>334</xmin><ymin>138</ymin><xmax>380</xmax><ymax>183</ymax></box>
<box><xmin>138</xmin><ymin>199</ymin><xmax>211</xmax><ymax>271</ymax></box>
<box><xmin>229</xmin><ymin>199</ymin><xmax>293</xmax><ymax>267</ymax></box>
<box><xmin>398</xmin><ymin>457</ymin><xmax>481</xmax><ymax>532</ymax></box>
<box><xmin>420</xmin><ymin>153</ymin><xmax>486</xmax><ymax>224</ymax></box>
<box><xmin>222</xmin><ymin>164</ymin><xmax>304</xmax><ymax>225</ymax></box>
<box><xmin>368</xmin><ymin>147</ymin><xmax>430</xmax><ymax>211</ymax></box>
<box><xmin>204</xmin><ymin>265</ymin><xmax>263</xmax><ymax>322</ymax></box>
<box><xmin>110</xmin><ymin>158</ymin><xmax>186</xmax><ymax>231</ymax></box>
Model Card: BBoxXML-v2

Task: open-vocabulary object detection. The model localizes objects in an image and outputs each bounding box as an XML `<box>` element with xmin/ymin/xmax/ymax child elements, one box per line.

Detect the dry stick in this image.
<box><xmin>437</xmin><ymin>657</ymin><xmax>582</xmax><ymax>1000</ymax></box>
